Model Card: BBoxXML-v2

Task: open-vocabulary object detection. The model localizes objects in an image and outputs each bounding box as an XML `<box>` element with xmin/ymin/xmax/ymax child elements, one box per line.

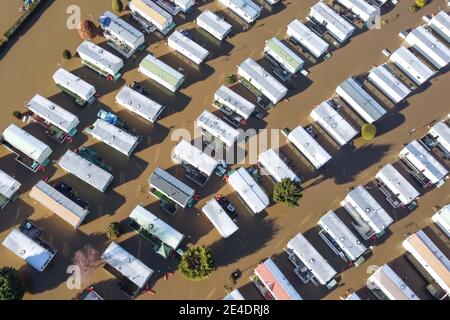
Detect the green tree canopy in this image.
<box><xmin>112</xmin><ymin>0</ymin><xmax>124</xmax><ymax>13</ymax></box>
<box><xmin>415</xmin><ymin>0</ymin><xmax>427</xmax><ymax>8</ymax></box>
<box><xmin>106</xmin><ymin>222</ymin><xmax>122</xmax><ymax>240</ymax></box>
<box><xmin>179</xmin><ymin>246</ymin><xmax>216</xmax><ymax>281</ymax></box>
<box><xmin>0</xmin><ymin>267</ymin><xmax>24</xmax><ymax>300</ymax></box>
<box><xmin>273</xmin><ymin>178</ymin><xmax>303</xmax><ymax>207</ymax></box>
<box><xmin>361</xmin><ymin>123</ymin><xmax>377</xmax><ymax>141</ymax></box>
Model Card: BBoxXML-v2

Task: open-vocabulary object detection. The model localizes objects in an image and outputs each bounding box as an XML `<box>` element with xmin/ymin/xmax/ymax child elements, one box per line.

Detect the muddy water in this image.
<box><xmin>0</xmin><ymin>0</ymin><xmax>449</xmax><ymax>300</ymax></box>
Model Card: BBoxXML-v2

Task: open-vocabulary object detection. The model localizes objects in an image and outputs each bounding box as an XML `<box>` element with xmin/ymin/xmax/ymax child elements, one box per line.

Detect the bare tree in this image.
<box><xmin>72</xmin><ymin>245</ymin><xmax>102</xmax><ymax>282</ymax></box>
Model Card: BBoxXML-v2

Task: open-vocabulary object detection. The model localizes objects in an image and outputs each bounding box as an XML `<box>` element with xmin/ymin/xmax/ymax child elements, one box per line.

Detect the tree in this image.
<box><xmin>179</xmin><ymin>246</ymin><xmax>216</xmax><ymax>281</ymax></box>
<box><xmin>226</xmin><ymin>74</ymin><xmax>237</xmax><ymax>85</ymax></box>
<box><xmin>106</xmin><ymin>222</ymin><xmax>122</xmax><ymax>240</ymax></box>
<box><xmin>62</xmin><ymin>49</ymin><xmax>72</xmax><ymax>60</ymax></box>
<box><xmin>78</xmin><ymin>20</ymin><xmax>97</xmax><ymax>40</ymax></box>
<box><xmin>12</xmin><ymin>111</ymin><xmax>22</xmax><ymax>119</ymax></box>
<box><xmin>72</xmin><ymin>245</ymin><xmax>102</xmax><ymax>282</ymax></box>
<box><xmin>112</xmin><ymin>0</ymin><xmax>124</xmax><ymax>13</ymax></box>
<box><xmin>0</xmin><ymin>267</ymin><xmax>24</xmax><ymax>300</ymax></box>
<box><xmin>273</xmin><ymin>178</ymin><xmax>302</xmax><ymax>207</ymax></box>
<box><xmin>361</xmin><ymin>123</ymin><xmax>377</xmax><ymax>141</ymax></box>
<box><xmin>415</xmin><ymin>0</ymin><xmax>427</xmax><ymax>8</ymax></box>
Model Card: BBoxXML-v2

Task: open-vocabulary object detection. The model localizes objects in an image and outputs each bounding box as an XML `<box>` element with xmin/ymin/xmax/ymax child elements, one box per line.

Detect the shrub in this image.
<box><xmin>12</xmin><ymin>111</ymin><xmax>22</xmax><ymax>119</ymax></box>
<box><xmin>361</xmin><ymin>124</ymin><xmax>377</xmax><ymax>141</ymax></box>
<box><xmin>78</xmin><ymin>20</ymin><xmax>97</xmax><ymax>40</ymax></box>
<box><xmin>273</xmin><ymin>178</ymin><xmax>303</xmax><ymax>207</ymax></box>
<box><xmin>0</xmin><ymin>267</ymin><xmax>24</xmax><ymax>300</ymax></box>
<box><xmin>179</xmin><ymin>246</ymin><xmax>216</xmax><ymax>281</ymax></box>
<box><xmin>226</xmin><ymin>74</ymin><xmax>237</xmax><ymax>85</ymax></box>
<box><xmin>62</xmin><ymin>49</ymin><xmax>72</xmax><ymax>60</ymax></box>
<box><xmin>112</xmin><ymin>0</ymin><xmax>124</xmax><ymax>13</ymax></box>
<box><xmin>106</xmin><ymin>222</ymin><xmax>122</xmax><ymax>240</ymax></box>
<box><xmin>415</xmin><ymin>0</ymin><xmax>427</xmax><ymax>8</ymax></box>
<box><xmin>410</xmin><ymin>4</ymin><xmax>419</xmax><ymax>12</ymax></box>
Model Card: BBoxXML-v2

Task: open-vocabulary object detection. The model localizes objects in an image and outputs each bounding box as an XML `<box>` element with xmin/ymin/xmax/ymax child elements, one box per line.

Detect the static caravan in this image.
<box><xmin>404</xmin><ymin>26</ymin><xmax>450</xmax><ymax>70</ymax></box>
<box><xmin>223</xmin><ymin>289</ymin><xmax>245</xmax><ymax>300</ymax></box>
<box><xmin>1</xmin><ymin>124</ymin><xmax>52</xmax><ymax>172</ymax></box>
<box><xmin>318</xmin><ymin>210</ymin><xmax>367</xmax><ymax>266</ymax></box>
<box><xmin>58</xmin><ymin>150</ymin><xmax>114</xmax><ymax>193</ymax></box>
<box><xmin>286</xmin><ymin>19</ymin><xmax>330</xmax><ymax>59</ymax></box>
<box><xmin>52</xmin><ymin>68</ymin><xmax>96</xmax><ymax>106</ymax></box>
<box><xmin>168</xmin><ymin>30</ymin><xmax>210</xmax><ymax>65</ymax></box>
<box><xmin>310</xmin><ymin>100</ymin><xmax>358</xmax><ymax>147</ymax></box>
<box><xmin>389</xmin><ymin>46</ymin><xmax>436</xmax><ymax>85</ymax></box>
<box><xmin>29</xmin><ymin>180</ymin><xmax>89</xmax><ymax>229</ymax></box>
<box><xmin>344</xmin><ymin>292</ymin><xmax>361</xmax><ymax>300</ymax></box>
<box><xmin>214</xmin><ymin>85</ymin><xmax>256</xmax><ymax>120</ymax></box>
<box><xmin>116</xmin><ymin>86</ymin><xmax>165</xmax><ymax>124</ymax></box>
<box><xmin>336</xmin><ymin>77</ymin><xmax>386</xmax><ymax>124</ymax></box>
<box><xmin>427</xmin><ymin>11</ymin><xmax>450</xmax><ymax>44</ymax></box>
<box><xmin>227</xmin><ymin>167</ymin><xmax>270</xmax><ymax>215</ymax></box>
<box><xmin>336</xmin><ymin>0</ymin><xmax>378</xmax><ymax>24</ymax></box>
<box><xmin>368</xmin><ymin>64</ymin><xmax>412</xmax><ymax>104</ymax></box>
<box><xmin>2</xmin><ymin>228</ymin><xmax>56</xmax><ymax>272</ymax></box>
<box><xmin>237</xmin><ymin>58</ymin><xmax>288</xmax><ymax>105</ymax></box>
<box><xmin>429</xmin><ymin>121</ymin><xmax>450</xmax><ymax>157</ymax></box>
<box><xmin>138</xmin><ymin>54</ymin><xmax>185</xmax><ymax>93</ymax></box>
<box><xmin>258</xmin><ymin>148</ymin><xmax>300</xmax><ymax>183</ymax></box>
<box><xmin>148</xmin><ymin>167</ymin><xmax>196</xmax><ymax>210</ymax></box>
<box><xmin>218</xmin><ymin>0</ymin><xmax>262</xmax><ymax>24</ymax></box>
<box><xmin>98</xmin><ymin>11</ymin><xmax>145</xmax><ymax>59</ymax></box>
<box><xmin>340</xmin><ymin>185</ymin><xmax>394</xmax><ymax>240</ymax></box>
<box><xmin>129</xmin><ymin>205</ymin><xmax>184</xmax><ymax>258</ymax></box>
<box><xmin>197</xmin><ymin>10</ymin><xmax>232</xmax><ymax>41</ymax></box>
<box><xmin>85</xmin><ymin>119</ymin><xmax>141</xmax><ymax>157</ymax></box>
<box><xmin>102</xmin><ymin>241</ymin><xmax>154</xmax><ymax>298</ymax></box>
<box><xmin>403</xmin><ymin>230</ymin><xmax>450</xmax><ymax>295</ymax></box>
<box><xmin>375</xmin><ymin>163</ymin><xmax>420</xmax><ymax>208</ymax></box>
<box><xmin>252</xmin><ymin>258</ymin><xmax>303</xmax><ymax>300</ymax></box>
<box><xmin>196</xmin><ymin>110</ymin><xmax>241</xmax><ymax>148</ymax></box>
<box><xmin>172</xmin><ymin>139</ymin><xmax>218</xmax><ymax>186</ymax></box>
<box><xmin>0</xmin><ymin>170</ymin><xmax>21</xmax><ymax>209</ymax></box>
<box><xmin>399</xmin><ymin>140</ymin><xmax>449</xmax><ymax>187</ymax></box>
<box><xmin>368</xmin><ymin>264</ymin><xmax>420</xmax><ymax>300</ymax></box>
<box><xmin>202</xmin><ymin>199</ymin><xmax>239</xmax><ymax>238</ymax></box>
<box><xmin>129</xmin><ymin>0</ymin><xmax>175</xmax><ymax>34</ymax></box>
<box><xmin>76</xmin><ymin>40</ymin><xmax>124</xmax><ymax>81</ymax></box>
<box><xmin>287</xmin><ymin>125</ymin><xmax>332</xmax><ymax>170</ymax></box>
<box><xmin>286</xmin><ymin>233</ymin><xmax>338</xmax><ymax>288</ymax></box>
<box><xmin>172</xmin><ymin>0</ymin><xmax>195</xmax><ymax>13</ymax></box>
<box><xmin>308</xmin><ymin>1</ymin><xmax>355</xmax><ymax>43</ymax></box>
<box><xmin>27</xmin><ymin>94</ymin><xmax>79</xmax><ymax>143</ymax></box>
<box><xmin>264</xmin><ymin>37</ymin><xmax>305</xmax><ymax>76</ymax></box>
<box><xmin>432</xmin><ymin>204</ymin><xmax>450</xmax><ymax>238</ymax></box>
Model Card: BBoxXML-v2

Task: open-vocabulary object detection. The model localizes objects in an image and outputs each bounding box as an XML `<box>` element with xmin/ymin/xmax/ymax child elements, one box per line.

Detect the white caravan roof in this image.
<box><xmin>264</xmin><ymin>37</ymin><xmax>305</xmax><ymax>74</ymax></box>
<box><xmin>77</xmin><ymin>40</ymin><xmax>124</xmax><ymax>76</ymax></box>
<box><xmin>318</xmin><ymin>210</ymin><xmax>367</xmax><ymax>261</ymax></box>
<box><xmin>368</xmin><ymin>64</ymin><xmax>412</xmax><ymax>104</ymax></box>
<box><xmin>258</xmin><ymin>148</ymin><xmax>300</xmax><ymax>183</ymax></box>
<box><xmin>202</xmin><ymin>199</ymin><xmax>239</xmax><ymax>238</ymax></box>
<box><xmin>27</xmin><ymin>94</ymin><xmax>79</xmax><ymax>134</ymax></box>
<box><xmin>2</xmin><ymin>229</ymin><xmax>55</xmax><ymax>272</ymax></box>
<box><xmin>432</xmin><ymin>204</ymin><xmax>450</xmax><ymax>238</ymax></box>
<box><xmin>172</xmin><ymin>139</ymin><xmax>218</xmax><ymax>177</ymax></box>
<box><xmin>99</xmin><ymin>11</ymin><xmax>144</xmax><ymax>47</ymax></box>
<box><xmin>389</xmin><ymin>46</ymin><xmax>436</xmax><ymax>85</ymax></box>
<box><xmin>428</xmin><ymin>11</ymin><xmax>450</xmax><ymax>43</ymax></box>
<box><xmin>2</xmin><ymin>124</ymin><xmax>52</xmax><ymax>164</ymax></box>
<box><xmin>375</xmin><ymin>163</ymin><xmax>420</xmax><ymax>206</ymax></box>
<box><xmin>196</xmin><ymin>110</ymin><xmax>240</xmax><ymax>147</ymax></box>
<box><xmin>197</xmin><ymin>10</ymin><xmax>232</xmax><ymax>41</ymax></box>
<box><xmin>429</xmin><ymin>121</ymin><xmax>450</xmax><ymax>154</ymax></box>
<box><xmin>218</xmin><ymin>0</ymin><xmax>262</xmax><ymax>24</ymax></box>
<box><xmin>116</xmin><ymin>86</ymin><xmax>165</xmax><ymax>124</ymax></box>
<box><xmin>403</xmin><ymin>230</ymin><xmax>450</xmax><ymax>294</ymax></box>
<box><xmin>223</xmin><ymin>289</ymin><xmax>245</xmax><ymax>300</ymax></box>
<box><xmin>336</xmin><ymin>77</ymin><xmax>386</xmax><ymax>124</ymax></box>
<box><xmin>368</xmin><ymin>264</ymin><xmax>420</xmax><ymax>300</ymax></box>
<box><xmin>102</xmin><ymin>241</ymin><xmax>153</xmax><ymax>289</ymax></box>
<box><xmin>87</xmin><ymin>119</ymin><xmax>140</xmax><ymax>156</ymax></box>
<box><xmin>58</xmin><ymin>150</ymin><xmax>113</xmax><ymax>192</ymax></box>
<box><xmin>399</xmin><ymin>140</ymin><xmax>448</xmax><ymax>185</ymax></box>
<box><xmin>341</xmin><ymin>185</ymin><xmax>394</xmax><ymax>234</ymax></box>
<box><xmin>214</xmin><ymin>85</ymin><xmax>256</xmax><ymax>120</ymax></box>
<box><xmin>228</xmin><ymin>167</ymin><xmax>269</xmax><ymax>214</ymax></box>
<box><xmin>237</xmin><ymin>58</ymin><xmax>288</xmax><ymax>105</ymax></box>
<box><xmin>168</xmin><ymin>30</ymin><xmax>209</xmax><ymax>65</ymax></box>
<box><xmin>310</xmin><ymin>100</ymin><xmax>358</xmax><ymax>146</ymax></box>
<box><xmin>0</xmin><ymin>170</ymin><xmax>21</xmax><ymax>199</ymax></box>
<box><xmin>336</xmin><ymin>0</ymin><xmax>377</xmax><ymax>23</ymax></box>
<box><xmin>287</xmin><ymin>233</ymin><xmax>337</xmax><ymax>285</ymax></box>
<box><xmin>405</xmin><ymin>26</ymin><xmax>450</xmax><ymax>70</ymax></box>
<box><xmin>309</xmin><ymin>1</ymin><xmax>355</xmax><ymax>43</ymax></box>
<box><xmin>52</xmin><ymin>68</ymin><xmax>96</xmax><ymax>102</ymax></box>
<box><xmin>286</xmin><ymin>19</ymin><xmax>329</xmax><ymax>59</ymax></box>
<box><xmin>287</xmin><ymin>125</ymin><xmax>332</xmax><ymax>170</ymax></box>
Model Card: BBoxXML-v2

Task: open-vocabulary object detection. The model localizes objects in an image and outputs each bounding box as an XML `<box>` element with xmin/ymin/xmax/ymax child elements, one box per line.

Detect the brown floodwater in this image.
<box><xmin>0</xmin><ymin>0</ymin><xmax>449</xmax><ymax>300</ymax></box>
